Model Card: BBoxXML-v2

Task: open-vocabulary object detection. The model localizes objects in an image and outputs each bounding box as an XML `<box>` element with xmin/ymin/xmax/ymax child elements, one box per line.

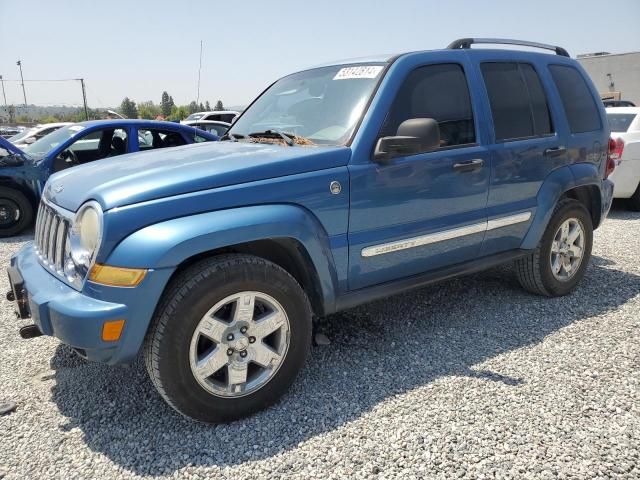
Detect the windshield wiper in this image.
<box><xmin>220</xmin><ymin>132</ymin><xmax>243</xmax><ymax>142</ymax></box>
<box><xmin>248</xmin><ymin>129</ymin><xmax>295</xmax><ymax>146</ymax></box>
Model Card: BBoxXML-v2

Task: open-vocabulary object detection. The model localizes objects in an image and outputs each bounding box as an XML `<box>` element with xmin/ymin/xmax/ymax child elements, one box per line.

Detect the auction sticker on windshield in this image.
<box><xmin>333</xmin><ymin>66</ymin><xmax>384</xmax><ymax>80</ymax></box>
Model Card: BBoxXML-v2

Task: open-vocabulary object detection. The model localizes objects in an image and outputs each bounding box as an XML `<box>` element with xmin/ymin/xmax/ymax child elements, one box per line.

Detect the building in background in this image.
<box><xmin>578</xmin><ymin>51</ymin><xmax>640</xmax><ymax>105</ymax></box>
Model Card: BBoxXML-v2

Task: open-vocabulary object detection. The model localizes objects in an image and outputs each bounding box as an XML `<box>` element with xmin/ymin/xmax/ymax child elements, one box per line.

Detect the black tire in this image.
<box><xmin>0</xmin><ymin>186</ymin><xmax>33</xmax><ymax>237</ymax></box>
<box><xmin>628</xmin><ymin>182</ymin><xmax>640</xmax><ymax>212</ymax></box>
<box><xmin>515</xmin><ymin>199</ymin><xmax>593</xmax><ymax>297</ymax></box>
<box><xmin>144</xmin><ymin>254</ymin><xmax>312</xmax><ymax>423</ymax></box>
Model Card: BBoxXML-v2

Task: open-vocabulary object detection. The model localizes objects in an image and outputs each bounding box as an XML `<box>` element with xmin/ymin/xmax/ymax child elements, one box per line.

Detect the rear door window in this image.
<box><xmin>137</xmin><ymin>129</ymin><xmax>187</xmax><ymax>151</ymax></box>
<box><xmin>549</xmin><ymin>65</ymin><xmax>601</xmax><ymax>133</ymax></box>
<box><xmin>607</xmin><ymin>113</ymin><xmax>636</xmax><ymax>133</ymax></box>
<box><xmin>481</xmin><ymin>62</ymin><xmax>553</xmax><ymax>141</ymax></box>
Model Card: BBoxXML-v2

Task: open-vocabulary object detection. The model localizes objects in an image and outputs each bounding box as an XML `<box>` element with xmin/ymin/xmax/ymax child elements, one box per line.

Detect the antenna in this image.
<box><xmin>196</xmin><ymin>40</ymin><xmax>203</xmax><ymax>105</ymax></box>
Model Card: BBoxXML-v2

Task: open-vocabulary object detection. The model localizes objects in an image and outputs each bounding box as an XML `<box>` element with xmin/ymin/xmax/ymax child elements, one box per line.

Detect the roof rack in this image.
<box><xmin>447</xmin><ymin>38</ymin><xmax>570</xmax><ymax>57</ymax></box>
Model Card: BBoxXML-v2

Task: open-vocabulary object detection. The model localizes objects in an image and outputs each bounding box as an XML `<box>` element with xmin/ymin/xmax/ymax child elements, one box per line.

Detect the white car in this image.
<box><xmin>607</xmin><ymin>107</ymin><xmax>640</xmax><ymax>210</ymax></box>
<box><xmin>182</xmin><ymin>111</ymin><xmax>239</xmax><ymax>124</ymax></box>
<box><xmin>182</xmin><ymin>120</ymin><xmax>230</xmax><ymax>137</ymax></box>
<box><xmin>8</xmin><ymin>122</ymin><xmax>72</xmax><ymax>148</ymax></box>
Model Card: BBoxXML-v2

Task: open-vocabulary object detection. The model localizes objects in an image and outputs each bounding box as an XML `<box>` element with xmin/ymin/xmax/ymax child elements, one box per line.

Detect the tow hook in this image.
<box><xmin>19</xmin><ymin>324</ymin><xmax>43</xmax><ymax>339</ymax></box>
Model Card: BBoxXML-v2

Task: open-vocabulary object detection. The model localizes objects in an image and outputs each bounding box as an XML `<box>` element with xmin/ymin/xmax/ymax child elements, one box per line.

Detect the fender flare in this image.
<box><xmin>521</xmin><ymin>163</ymin><xmax>603</xmax><ymax>249</ymax></box>
<box><xmin>105</xmin><ymin>204</ymin><xmax>340</xmax><ymax>312</ymax></box>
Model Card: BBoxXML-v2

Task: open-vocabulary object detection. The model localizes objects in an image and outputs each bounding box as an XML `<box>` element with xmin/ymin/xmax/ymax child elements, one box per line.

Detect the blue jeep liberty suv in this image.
<box><xmin>8</xmin><ymin>39</ymin><xmax>615</xmax><ymax>422</ymax></box>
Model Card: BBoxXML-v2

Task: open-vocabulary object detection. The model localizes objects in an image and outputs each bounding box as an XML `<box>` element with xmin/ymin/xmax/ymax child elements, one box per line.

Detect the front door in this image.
<box><xmin>348</xmin><ymin>61</ymin><xmax>490</xmax><ymax>290</ymax></box>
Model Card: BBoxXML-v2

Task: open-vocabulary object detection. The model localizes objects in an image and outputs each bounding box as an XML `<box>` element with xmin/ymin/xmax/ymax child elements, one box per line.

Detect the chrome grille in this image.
<box><xmin>34</xmin><ymin>200</ymin><xmax>71</xmax><ymax>274</ymax></box>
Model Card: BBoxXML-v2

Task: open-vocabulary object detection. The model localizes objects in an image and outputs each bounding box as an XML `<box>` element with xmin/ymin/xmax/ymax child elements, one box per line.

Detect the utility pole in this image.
<box><xmin>16</xmin><ymin>60</ymin><xmax>27</xmax><ymax>107</ymax></box>
<box><xmin>196</xmin><ymin>40</ymin><xmax>203</xmax><ymax>104</ymax></box>
<box><xmin>0</xmin><ymin>75</ymin><xmax>7</xmax><ymax>113</ymax></box>
<box><xmin>79</xmin><ymin>78</ymin><xmax>89</xmax><ymax>120</ymax></box>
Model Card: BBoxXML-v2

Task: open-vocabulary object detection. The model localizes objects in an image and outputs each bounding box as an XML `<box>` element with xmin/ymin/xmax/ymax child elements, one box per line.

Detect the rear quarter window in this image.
<box><xmin>548</xmin><ymin>65</ymin><xmax>601</xmax><ymax>134</ymax></box>
<box><xmin>607</xmin><ymin>113</ymin><xmax>636</xmax><ymax>133</ymax></box>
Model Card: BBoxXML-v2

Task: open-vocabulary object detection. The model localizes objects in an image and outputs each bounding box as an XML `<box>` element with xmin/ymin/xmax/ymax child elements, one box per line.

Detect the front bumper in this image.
<box><xmin>9</xmin><ymin>243</ymin><xmax>173</xmax><ymax>364</ymax></box>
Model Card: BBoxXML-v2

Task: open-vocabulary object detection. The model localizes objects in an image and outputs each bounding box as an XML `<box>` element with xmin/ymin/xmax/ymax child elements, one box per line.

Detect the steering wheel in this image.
<box><xmin>62</xmin><ymin>149</ymin><xmax>80</xmax><ymax>167</ymax></box>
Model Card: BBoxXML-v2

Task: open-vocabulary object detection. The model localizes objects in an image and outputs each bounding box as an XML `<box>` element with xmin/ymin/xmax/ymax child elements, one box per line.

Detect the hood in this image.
<box><xmin>45</xmin><ymin>141</ymin><xmax>351</xmax><ymax>211</ymax></box>
<box><xmin>0</xmin><ymin>136</ymin><xmax>30</xmax><ymax>167</ymax></box>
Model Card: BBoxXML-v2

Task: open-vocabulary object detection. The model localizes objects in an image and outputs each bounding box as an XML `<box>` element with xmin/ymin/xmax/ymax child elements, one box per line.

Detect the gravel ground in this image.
<box><xmin>0</xmin><ymin>205</ymin><xmax>638</xmax><ymax>479</ymax></box>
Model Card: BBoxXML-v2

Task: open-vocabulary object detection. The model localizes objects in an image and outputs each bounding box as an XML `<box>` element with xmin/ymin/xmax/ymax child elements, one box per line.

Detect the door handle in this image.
<box><xmin>453</xmin><ymin>159</ymin><xmax>484</xmax><ymax>172</ymax></box>
<box><xmin>544</xmin><ymin>146</ymin><xmax>566</xmax><ymax>157</ymax></box>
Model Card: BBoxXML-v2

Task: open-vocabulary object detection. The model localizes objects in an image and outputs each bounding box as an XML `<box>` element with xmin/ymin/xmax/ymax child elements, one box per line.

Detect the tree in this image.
<box><xmin>199</xmin><ymin>102</ymin><xmax>205</xmax><ymax>111</ymax></box>
<box><xmin>138</xmin><ymin>101</ymin><xmax>161</xmax><ymax>119</ymax></box>
<box><xmin>205</xmin><ymin>100</ymin><xmax>211</xmax><ymax>111</ymax></box>
<box><xmin>214</xmin><ymin>100</ymin><xmax>224</xmax><ymax>111</ymax></box>
<box><xmin>119</xmin><ymin>97</ymin><xmax>138</xmax><ymax>119</ymax></box>
<box><xmin>167</xmin><ymin>105</ymin><xmax>190</xmax><ymax>122</ymax></box>
<box><xmin>160</xmin><ymin>91</ymin><xmax>173</xmax><ymax>117</ymax></box>
<box><xmin>188</xmin><ymin>101</ymin><xmax>199</xmax><ymax>114</ymax></box>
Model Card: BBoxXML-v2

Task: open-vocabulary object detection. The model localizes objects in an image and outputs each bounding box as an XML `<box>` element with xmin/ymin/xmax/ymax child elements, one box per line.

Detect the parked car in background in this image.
<box><xmin>603</xmin><ymin>100</ymin><xmax>636</xmax><ymax>108</ymax></box>
<box><xmin>182</xmin><ymin>120</ymin><xmax>230</xmax><ymax>137</ymax></box>
<box><xmin>607</xmin><ymin>107</ymin><xmax>640</xmax><ymax>210</ymax></box>
<box><xmin>0</xmin><ymin>119</ymin><xmax>217</xmax><ymax>236</ymax></box>
<box><xmin>0</xmin><ymin>126</ymin><xmax>25</xmax><ymax>139</ymax></box>
<box><xmin>8</xmin><ymin>38</ymin><xmax>614</xmax><ymax>423</ymax></box>
<box><xmin>183</xmin><ymin>110</ymin><xmax>240</xmax><ymax>123</ymax></box>
<box><xmin>8</xmin><ymin>122</ymin><xmax>72</xmax><ymax>148</ymax></box>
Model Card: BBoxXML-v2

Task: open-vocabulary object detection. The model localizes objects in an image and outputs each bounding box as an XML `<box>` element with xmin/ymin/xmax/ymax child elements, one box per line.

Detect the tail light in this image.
<box><xmin>605</xmin><ymin>137</ymin><xmax>623</xmax><ymax>178</ymax></box>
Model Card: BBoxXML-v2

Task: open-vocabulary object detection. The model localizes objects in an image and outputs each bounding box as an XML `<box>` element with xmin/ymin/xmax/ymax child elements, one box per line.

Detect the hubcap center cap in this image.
<box><xmin>230</xmin><ymin>336</ymin><xmax>249</xmax><ymax>351</ymax></box>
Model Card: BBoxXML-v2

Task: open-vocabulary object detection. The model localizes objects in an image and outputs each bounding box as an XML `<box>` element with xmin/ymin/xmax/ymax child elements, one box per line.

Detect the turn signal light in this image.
<box><xmin>89</xmin><ymin>264</ymin><xmax>147</xmax><ymax>287</ymax></box>
<box><xmin>102</xmin><ymin>319</ymin><xmax>125</xmax><ymax>342</ymax></box>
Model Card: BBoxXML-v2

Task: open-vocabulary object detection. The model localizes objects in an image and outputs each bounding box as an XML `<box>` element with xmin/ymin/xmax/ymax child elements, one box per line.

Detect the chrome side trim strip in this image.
<box><xmin>361</xmin><ymin>211</ymin><xmax>532</xmax><ymax>258</ymax></box>
<box><xmin>361</xmin><ymin>222</ymin><xmax>486</xmax><ymax>258</ymax></box>
<box><xmin>486</xmin><ymin>211</ymin><xmax>531</xmax><ymax>231</ymax></box>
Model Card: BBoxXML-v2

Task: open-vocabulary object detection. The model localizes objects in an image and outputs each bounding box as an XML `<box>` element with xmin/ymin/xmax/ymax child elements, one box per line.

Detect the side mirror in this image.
<box><xmin>24</xmin><ymin>136</ymin><xmax>36</xmax><ymax>145</ymax></box>
<box><xmin>374</xmin><ymin>118</ymin><xmax>440</xmax><ymax>161</ymax></box>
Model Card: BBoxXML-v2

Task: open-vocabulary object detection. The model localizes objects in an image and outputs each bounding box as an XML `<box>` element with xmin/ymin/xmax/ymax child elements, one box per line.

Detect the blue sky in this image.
<box><xmin>1</xmin><ymin>0</ymin><xmax>639</xmax><ymax>108</ymax></box>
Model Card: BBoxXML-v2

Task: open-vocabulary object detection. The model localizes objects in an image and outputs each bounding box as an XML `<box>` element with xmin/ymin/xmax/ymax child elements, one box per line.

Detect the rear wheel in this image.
<box><xmin>144</xmin><ymin>254</ymin><xmax>312</xmax><ymax>423</ymax></box>
<box><xmin>515</xmin><ymin>199</ymin><xmax>593</xmax><ymax>296</ymax></box>
<box><xmin>0</xmin><ymin>187</ymin><xmax>33</xmax><ymax>237</ymax></box>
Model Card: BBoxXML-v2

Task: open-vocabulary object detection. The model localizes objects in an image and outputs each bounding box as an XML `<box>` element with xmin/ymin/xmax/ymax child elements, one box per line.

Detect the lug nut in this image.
<box><xmin>226</xmin><ymin>348</ymin><xmax>234</xmax><ymax>356</ymax></box>
<box><xmin>240</xmin><ymin>326</ymin><xmax>248</xmax><ymax>334</ymax></box>
<box><xmin>226</xmin><ymin>333</ymin><xmax>234</xmax><ymax>341</ymax></box>
<box><xmin>249</xmin><ymin>336</ymin><xmax>256</xmax><ymax>344</ymax></box>
<box><xmin>240</xmin><ymin>351</ymin><xmax>248</xmax><ymax>358</ymax></box>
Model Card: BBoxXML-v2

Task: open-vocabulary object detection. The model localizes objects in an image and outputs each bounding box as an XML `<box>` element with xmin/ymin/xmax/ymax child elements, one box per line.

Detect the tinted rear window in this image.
<box><xmin>549</xmin><ymin>65</ymin><xmax>601</xmax><ymax>133</ymax></box>
<box><xmin>481</xmin><ymin>62</ymin><xmax>553</xmax><ymax>141</ymax></box>
<box><xmin>607</xmin><ymin>113</ymin><xmax>636</xmax><ymax>133</ymax></box>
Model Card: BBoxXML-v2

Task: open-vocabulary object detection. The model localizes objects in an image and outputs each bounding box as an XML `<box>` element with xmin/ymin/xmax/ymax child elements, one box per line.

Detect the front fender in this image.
<box><xmin>105</xmin><ymin>204</ymin><xmax>340</xmax><ymax>312</ymax></box>
<box><xmin>521</xmin><ymin>163</ymin><xmax>605</xmax><ymax>249</ymax></box>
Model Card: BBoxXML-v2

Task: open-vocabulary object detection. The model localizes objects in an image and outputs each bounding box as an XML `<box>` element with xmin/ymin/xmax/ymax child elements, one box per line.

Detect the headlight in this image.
<box><xmin>68</xmin><ymin>201</ymin><xmax>103</xmax><ymax>277</ymax></box>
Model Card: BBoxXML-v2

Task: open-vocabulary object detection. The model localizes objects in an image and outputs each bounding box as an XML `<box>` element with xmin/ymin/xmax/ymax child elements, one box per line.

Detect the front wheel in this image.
<box><xmin>515</xmin><ymin>199</ymin><xmax>593</xmax><ymax>297</ymax></box>
<box><xmin>144</xmin><ymin>254</ymin><xmax>312</xmax><ymax>423</ymax></box>
<box><xmin>0</xmin><ymin>186</ymin><xmax>33</xmax><ymax>237</ymax></box>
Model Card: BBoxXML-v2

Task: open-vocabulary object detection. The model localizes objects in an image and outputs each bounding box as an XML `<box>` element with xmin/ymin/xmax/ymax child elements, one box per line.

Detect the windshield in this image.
<box><xmin>8</xmin><ymin>128</ymin><xmax>33</xmax><ymax>143</ymax></box>
<box><xmin>24</xmin><ymin>124</ymin><xmax>85</xmax><ymax>156</ymax></box>
<box><xmin>607</xmin><ymin>113</ymin><xmax>636</xmax><ymax>133</ymax></box>
<box><xmin>229</xmin><ymin>63</ymin><xmax>386</xmax><ymax>145</ymax></box>
<box><xmin>186</xmin><ymin>113</ymin><xmax>205</xmax><ymax>121</ymax></box>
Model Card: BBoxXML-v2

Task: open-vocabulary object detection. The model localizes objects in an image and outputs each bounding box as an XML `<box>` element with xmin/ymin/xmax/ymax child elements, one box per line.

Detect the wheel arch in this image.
<box><xmin>521</xmin><ymin>164</ymin><xmax>604</xmax><ymax>249</ymax></box>
<box><xmin>0</xmin><ymin>176</ymin><xmax>39</xmax><ymax>209</ymax></box>
<box><xmin>105</xmin><ymin>204</ymin><xmax>340</xmax><ymax>316</ymax></box>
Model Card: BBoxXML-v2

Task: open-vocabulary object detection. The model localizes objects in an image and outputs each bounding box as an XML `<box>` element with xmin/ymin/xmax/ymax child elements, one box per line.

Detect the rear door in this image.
<box><xmin>473</xmin><ymin>57</ymin><xmax>564</xmax><ymax>255</ymax></box>
<box><xmin>348</xmin><ymin>56</ymin><xmax>490</xmax><ymax>290</ymax></box>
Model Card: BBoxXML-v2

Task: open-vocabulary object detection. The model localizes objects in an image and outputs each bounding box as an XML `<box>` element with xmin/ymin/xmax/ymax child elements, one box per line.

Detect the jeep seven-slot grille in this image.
<box><xmin>33</xmin><ymin>201</ymin><xmax>70</xmax><ymax>274</ymax></box>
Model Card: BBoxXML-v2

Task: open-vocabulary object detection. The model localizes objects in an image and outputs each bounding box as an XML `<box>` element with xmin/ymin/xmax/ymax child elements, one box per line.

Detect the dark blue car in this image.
<box><xmin>0</xmin><ymin>120</ymin><xmax>217</xmax><ymax>236</ymax></box>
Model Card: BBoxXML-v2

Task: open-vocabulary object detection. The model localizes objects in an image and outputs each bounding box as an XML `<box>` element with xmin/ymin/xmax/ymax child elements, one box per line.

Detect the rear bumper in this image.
<box><xmin>9</xmin><ymin>243</ymin><xmax>173</xmax><ymax>364</ymax></box>
<box><xmin>609</xmin><ymin>159</ymin><xmax>639</xmax><ymax>198</ymax></box>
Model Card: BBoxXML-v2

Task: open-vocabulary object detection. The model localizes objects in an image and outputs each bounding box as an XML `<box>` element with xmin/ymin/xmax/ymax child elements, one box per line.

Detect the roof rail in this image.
<box><xmin>447</xmin><ymin>38</ymin><xmax>570</xmax><ymax>57</ymax></box>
